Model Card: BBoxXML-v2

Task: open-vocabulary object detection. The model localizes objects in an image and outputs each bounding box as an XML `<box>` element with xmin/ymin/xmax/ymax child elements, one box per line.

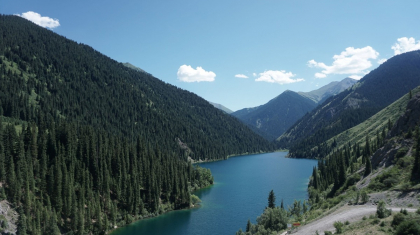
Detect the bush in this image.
<box><xmin>377</xmin><ymin>200</ymin><xmax>391</xmax><ymax>218</ymax></box>
<box><xmin>324</xmin><ymin>231</ymin><xmax>333</xmax><ymax>235</ymax></box>
<box><xmin>396</xmin><ymin>147</ymin><xmax>409</xmax><ymax>159</ymax></box>
<box><xmin>334</xmin><ymin>221</ymin><xmax>344</xmax><ymax>234</ymax></box>
<box><xmin>361</xmin><ymin>191</ymin><xmax>369</xmax><ymax>204</ymax></box>
<box><xmin>372</xmin><ymin>218</ymin><xmax>380</xmax><ymax>224</ymax></box>
<box><xmin>392</xmin><ymin>213</ymin><xmax>406</xmax><ymax>227</ymax></box>
<box><xmin>395</xmin><ymin>220</ymin><xmax>420</xmax><ymax>235</ymax></box>
<box><xmin>380</xmin><ymin>221</ymin><xmax>386</xmax><ymax>227</ymax></box>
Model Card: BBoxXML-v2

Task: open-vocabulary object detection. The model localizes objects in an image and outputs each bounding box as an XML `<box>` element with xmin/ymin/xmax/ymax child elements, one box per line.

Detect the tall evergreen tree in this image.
<box><xmin>268</xmin><ymin>190</ymin><xmax>276</xmax><ymax>209</ymax></box>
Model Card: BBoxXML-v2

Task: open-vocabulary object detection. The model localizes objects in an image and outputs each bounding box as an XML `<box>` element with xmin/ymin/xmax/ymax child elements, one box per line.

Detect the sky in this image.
<box><xmin>2</xmin><ymin>1</ymin><xmax>420</xmax><ymax>111</ymax></box>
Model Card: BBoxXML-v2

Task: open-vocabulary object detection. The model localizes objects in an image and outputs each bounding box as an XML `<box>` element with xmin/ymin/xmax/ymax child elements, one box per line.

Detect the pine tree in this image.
<box><xmin>364</xmin><ymin>156</ymin><xmax>372</xmax><ymax>177</ymax></box>
<box><xmin>268</xmin><ymin>190</ymin><xmax>276</xmax><ymax>209</ymax></box>
<box><xmin>246</xmin><ymin>219</ymin><xmax>252</xmax><ymax>232</ymax></box>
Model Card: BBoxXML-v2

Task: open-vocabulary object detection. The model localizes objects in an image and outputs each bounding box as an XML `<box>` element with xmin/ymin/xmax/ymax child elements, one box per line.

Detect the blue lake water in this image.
<box><xmin>111</xmin><ymin>152</ymin><xmax>317</xmax><ymax>235</ymax></box>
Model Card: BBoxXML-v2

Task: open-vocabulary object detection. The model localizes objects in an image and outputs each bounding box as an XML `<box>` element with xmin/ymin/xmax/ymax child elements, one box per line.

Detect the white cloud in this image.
<box><xmin>235</xmin><ymin>74</ymin><xmax>248</xmax><ymax>78</ymax></box>
<box><xmin>252</xmin><ymin>73</ymin><xmax>257</xmax><ymax>77</ymax></box>
<box><xmin>16</xmin><ymin>11</ymin><xmax>60</xmax><ymax>29</ymax></box>
<box><xmin>377</xmin><ymin>58</ymin><xmax>387</xmax><ymax>64</ymax></box>
<box><xmin>177</xmin><ymin>65</ymin><xmax>216</xmax><ymax>82</ymax></box>
<box><xmin>348</xmin><ymin>75</ymin><xmax>363</xmax><ymax>80</ymax></box>
<box><xmin>391</xmin><ymin>37</ymin><xmax>420</xmax><ymax>55</ymax></box>
<box><xmin>315</xmin><ymin>73</ymin><xmax>327</xmax><ymax>78</ymax></box>
<box><xmin>255</xmin><ymin>70</ymin><xmax>304</xmax><ymax>85</ymax></box>
<box><xmin>308</xmin><ymin>46</ymin><xmax>379</xmax><ymax>78</ymax></box>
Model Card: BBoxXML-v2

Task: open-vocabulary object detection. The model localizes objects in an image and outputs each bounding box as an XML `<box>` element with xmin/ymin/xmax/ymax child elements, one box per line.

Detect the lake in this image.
<box><xmin>111</xmin><ymin>152</ymin><xmax>317</xmax><ymax>235</ymax></box>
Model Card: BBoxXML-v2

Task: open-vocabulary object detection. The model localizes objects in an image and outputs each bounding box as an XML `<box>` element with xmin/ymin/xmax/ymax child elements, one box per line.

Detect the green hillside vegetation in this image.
<box><xmin>237</xmin><ymin>90</ymin><xmax>420</xmax><ymax>235</ymax></box>
<box><xmin>0</xmin><ymin>15</ymin><xmax>274</xmax><ymax>234</ymax></box>
<box><xmin>0</xmin><ymin>15</ymin><xmax>272</xmax><ymax>162</ymax></box>
<box><xmin>298</xmin><ymin>86</ymin><xmax>420</xmax><ymax>159</ymax></box>
<box><xmin>278</xmin><ymin>50</ymin><xmax>420</xmax><ymax>158</ymax></box>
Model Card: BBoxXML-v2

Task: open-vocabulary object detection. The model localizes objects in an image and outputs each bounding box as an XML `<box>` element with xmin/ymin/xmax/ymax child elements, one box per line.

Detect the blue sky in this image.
<box><xmin>2</xmin><ymin>1</ymin><xmax>420</xmax><ymax>111</ymax></box>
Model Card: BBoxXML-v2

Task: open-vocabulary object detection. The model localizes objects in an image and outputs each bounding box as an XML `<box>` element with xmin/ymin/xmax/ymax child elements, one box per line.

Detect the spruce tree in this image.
<box><xmin>246</xmin><ymin>219</ymin><xmax>252</xmax><ymax>232</ymax></box>
<box><xmin>364</xmin><ymin>156</ymin><xmax>372</xmax><ymax>176</ymax></box>
<box><xmin>268</xmin><ymin>190</ymin><xmax>276</xmax><ymax>209</ymax></box>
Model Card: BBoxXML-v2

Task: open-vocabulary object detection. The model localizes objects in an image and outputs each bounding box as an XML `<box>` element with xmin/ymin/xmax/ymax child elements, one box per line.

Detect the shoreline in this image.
<box><xmin>109</xmin><ymin>184</ymin><xmax>214</xmax><ymax>234</ymax></box>
<box><xmin>189</xmin><ymin>149</ymin><xmax>288</xmax><ymax>164</ymax></box>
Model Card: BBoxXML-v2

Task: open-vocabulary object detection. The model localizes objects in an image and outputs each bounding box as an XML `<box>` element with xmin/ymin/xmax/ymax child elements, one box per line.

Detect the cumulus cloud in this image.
<box><xmin>16</xmin><ymin>11</ymin><xmax>60</xmax><ymax>29</ymax></box>
<box><xmin>177</xmin><ymin>65</ymin><xmax>216</xmax><ymax>82</ymax></box>
<box><xmin>315</xmin><ymin>73</ymin><xmax>327</xmax><ymax>78</ymax></box>
<box><xmin>255</xmin><ymin>70</ymin><xmax>304</xmax><ymax>85</ymax></box>
<box><xmin>308</xmin><ymin>46</ymin><xmax>379</xmax><ymax>79</ymax></box>
<box><xmin>235</xmin><ymin>74</ymin><xmax>248</xmax><ymax>78</ymax></box>
<box><xmin>391</xmin><ymin>37</ymin><xmax>420</xmax><ymax>55</ymax></box>
<box><xmin>252</xmin><ymin>73</ymin><xmax>257</xmax><ymax>77</ymax></box>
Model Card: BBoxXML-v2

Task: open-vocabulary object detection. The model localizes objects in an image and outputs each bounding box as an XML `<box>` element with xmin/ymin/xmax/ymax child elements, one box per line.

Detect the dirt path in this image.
<box><xmin>291</xmin><ymin>205</ymin><xmax>415</xmax><ymax>235</ymax></box>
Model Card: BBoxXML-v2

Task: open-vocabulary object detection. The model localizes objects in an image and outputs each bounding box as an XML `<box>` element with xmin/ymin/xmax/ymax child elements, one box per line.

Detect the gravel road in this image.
<box><xmin>290</xmin><ymin>205</ymin><xmax>416</xmax><ymax>235</ymax></box>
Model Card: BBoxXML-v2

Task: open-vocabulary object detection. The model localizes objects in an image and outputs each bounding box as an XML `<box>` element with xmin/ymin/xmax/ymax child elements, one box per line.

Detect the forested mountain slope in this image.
<box><xmin>278</xmin><ymin>50</ymin><xmax>420</xmax><ymax>157</ymax></box>
<box><xmin>232</xmin><ymin>78</ymin><xmax>356</xmax><ymax>141</ymax></box>
<box><xmin>232</xmin><ymin>91</ymin><xmax>317</xmax><ymax>140</ymax></box>
<box><xmin>0</xmin><ymin>15</ymin><xmax>273</xmax><ymax>234</ymax></box>
<box><xmin>0</xmin><ymin>15</ymin><xmax>272</xmax><ymax>162</ymax></box>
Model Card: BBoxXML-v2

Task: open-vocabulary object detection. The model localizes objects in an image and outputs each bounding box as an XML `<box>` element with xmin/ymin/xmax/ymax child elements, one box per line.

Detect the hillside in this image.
<box><xmin>296</xmin><ymin>86</ymin><xmax>420</xmax><ymax>159</ymax></box>
<box><xmin>0</xmin><ymin>15</ymin><xmax>273</xmax><ymax>235</ymax></box>
<box><xmin>0</xmin><ymin>15</ymin><xmax>272</xmax><ymax>162</ymax></box>
<box><xmin>232</xmin><ymin>78</ymin><xmax>356</xmax><ymax>141</ymax></box>
<box><xmin>236</xmin><ymin>87</ymin><xmax>420</xmax><ymax>235</ymax></box>
<box><xmin>278</xmin><ymin>50</ymin><xmax>420</xmax><ymax>157</ymax></box>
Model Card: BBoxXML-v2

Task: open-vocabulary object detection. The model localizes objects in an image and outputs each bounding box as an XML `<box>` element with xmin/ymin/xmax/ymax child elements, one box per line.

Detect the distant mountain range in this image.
<box><xmin>231</xmin><ymin>78</ymin><xmax>357</xmax><ymax>140</ymax></box>
<box><xmin>209</xmin><ymin>102</ymin><xmax>233</xmax><ymax>114</ymax></box>
<box><xmin>278</xmin><ymin>50</ymin><xmax>420</xmax><ymax>158</ymax></box>
<box><xmin>298</xmin><ymin>77</ymin><xmax>357</xmax><ymax>104</ymax></box>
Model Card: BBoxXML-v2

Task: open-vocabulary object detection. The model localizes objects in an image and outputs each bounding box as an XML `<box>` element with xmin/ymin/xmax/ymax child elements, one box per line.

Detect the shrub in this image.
<box><xmin>345</xmin><ymin>220</ymin><xmax>350</xmax><ymax>225</ymax></box>
<box><xmin>380</xmin><ymin>221</ymin><xmax>386</xmax><ymax>227</ymax></box>
<box><xmin>395</xmin><ymin>147</ymin><xmax>409</xmax><ymax>159</ymax></box>
<box><xmin>324</xmin><ymin>231</ymin><xmax>333</xmax><ymax>235</ymax></box>
<box><xmin>392</xmin><ymin>213</ymin><xmax>406</xmax><ymax>227</ymax></box>
<box><xmin>334</xmin><ymin>221</ymin><xmax>344</xmax><ymax>234</ymax></box>
<box><xmin>361</xmin><ymin>191</ymin><xmax>369</xmax><ymax>204</ymax></box>
<box><xmin>395</xmin><ymin>220</ymin><xmax>420</xmax><ymax>235</ymax></box>
<box><xmin>372</xmin><ymin>218</ymin><xmax>380</xmax><ymax>224</ymax></box>
<box><xmin>377</xmin><ymin>200</ymin><xmax>391</xmax><ymax>218</ymax></box>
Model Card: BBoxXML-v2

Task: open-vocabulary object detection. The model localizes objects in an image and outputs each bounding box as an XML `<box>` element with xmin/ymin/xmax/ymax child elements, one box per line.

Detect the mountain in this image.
<box><xmin>298</xmin><ymin>77</ymin><xmax>357</xmax><ymax>104</ymax></box>
<box><xmin>0</xmin><ymin>15</ymin><xmax>273</xmax><ymax>234</ymax></box>
<box><xmin>278</xmin><ymin>50</ymin><xmax>420</xmax><ymax>158</ymax></box>
<box><xmin>209</xmin><ymin>101</ymin><xmax>233</xmax><ymax>114</ymax></box>
<box><xmin>232</xmin><ymin>91</ymin><xmax>318</xmax><ymax>140</ymax></box>
<box><xmin>0</xmin><ymin>15</ymin><xmax>272</xmax><ymax>162</ymax></box>
<box><xmin>231</xmin><ymin>78</ymin><xmax>356</xmax><ymax>141</ymax></box>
